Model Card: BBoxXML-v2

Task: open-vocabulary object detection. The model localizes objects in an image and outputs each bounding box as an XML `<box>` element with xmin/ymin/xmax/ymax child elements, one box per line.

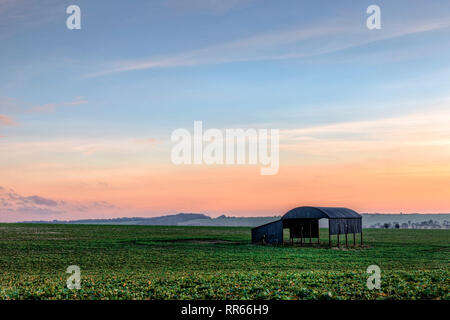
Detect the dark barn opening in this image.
<box><xmin>283</xmin><ymin>218</ymin><xmax>320</xmax><ymax>245</ymax></box>
<box><xmin>251</xmin><ymin>206</ymin><xmax>363</xmax><ymax>248</ymax></box>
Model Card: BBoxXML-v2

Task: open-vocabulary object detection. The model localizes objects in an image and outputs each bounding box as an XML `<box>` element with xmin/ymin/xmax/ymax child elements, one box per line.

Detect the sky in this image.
<box><xmin>1</xmin><ymin>0</ymin><xmax>450</xmax><ymax>222</ymax></box>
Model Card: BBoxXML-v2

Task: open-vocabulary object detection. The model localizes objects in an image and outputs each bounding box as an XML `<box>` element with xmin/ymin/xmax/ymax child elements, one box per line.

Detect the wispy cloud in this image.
<box><xmin>0</xmin><ymin>187</ymin><xmax>118</xmax><ymax>221</ymax></box>
<box><xmin>0</xmin><ymin>136</ymin><xmax>163</xmax><ymax>158</ymax></box>
<box><xmin>87</xmin><ymin>17</ymin><xmax>450</xmax><ymax>77</ymax></box>
<box><xmin>282</xmin><ymin>100</ymin><xmax>450</xmax><ymax>137</ymax></box>
<box><xmin>279</xmin><ymin>99</ymin><xmax>450</xmax><ymax>162</ymax></box>
<box><xmin>28</xmin><ymin>97</ymin><xmax>88</xmax><ymax>113</ymax></box>
<box><xmin>86</xmin><ymin>23</ymin><xmax>346</xmax><ymax>77</ymax></box>
<box><xmin>0</xmin><ymin>187</ymin><xmax>64</xmax><ymax>216</ymax></box>
<box><xmin>0</xmin><ymin>114</ymin><xmax>16</xmax><ymax>126</ymax></box>
<box><xmin>0</xmin><ymin>0</ymin><xmax>60</xmax><ymax>40</ymax></box>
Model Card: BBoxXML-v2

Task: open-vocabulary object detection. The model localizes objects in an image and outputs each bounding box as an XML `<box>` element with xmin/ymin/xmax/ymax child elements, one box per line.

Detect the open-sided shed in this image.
<box><xmin>251</xmin><ymin>206</ymin><xmax>362</xmax><ymax>247</ymax></box>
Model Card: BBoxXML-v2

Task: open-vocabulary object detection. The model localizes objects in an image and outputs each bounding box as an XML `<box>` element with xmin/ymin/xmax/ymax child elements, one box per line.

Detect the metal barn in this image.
<box><xmin>251</xmin><ymin>206</ymin><xmax>363</xmax><ymax>248</ymax></box>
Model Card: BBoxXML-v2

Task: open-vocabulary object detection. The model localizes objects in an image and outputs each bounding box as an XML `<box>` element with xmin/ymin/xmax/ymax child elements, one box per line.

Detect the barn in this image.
<box><xmin>251</xmin><ymin>206</ymin><xmax>363</xmax><ymax>248</ymax></box>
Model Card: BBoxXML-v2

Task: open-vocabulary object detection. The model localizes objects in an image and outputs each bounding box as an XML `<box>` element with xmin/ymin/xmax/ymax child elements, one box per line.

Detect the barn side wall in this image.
<box><xmin>329</xmin><ymin>218</ymin><xmax>362</xmax><ymax>235</ymax></box>
<box><xmin>251</xmin><ymin>220</ymin><xmax>283</xmax><ymax>244</ymax></box>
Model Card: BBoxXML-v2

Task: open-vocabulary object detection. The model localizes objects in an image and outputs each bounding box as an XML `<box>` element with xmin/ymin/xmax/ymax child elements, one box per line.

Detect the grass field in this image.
<box><xmin>0</xmin><ymin>223</ymin><xmax>448</xmax><ymax>300</ymax></box>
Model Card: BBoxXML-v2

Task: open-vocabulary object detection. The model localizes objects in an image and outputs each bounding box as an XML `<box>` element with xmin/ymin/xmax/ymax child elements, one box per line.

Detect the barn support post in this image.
<box><xmin>309</xmin><ymin>221</ymin><xmax>312</xmax><ymax>245</ymax></box>
<box><xmin>337</xmin><ymin>223</ymin><xmax>340</xmax><ymax>248</ymax></box>
<box><xmin>353</xmin><ymin>232</ymin><xmax>356</xmax><ymax>247</ymax></box>
<box><xmin>328</xmin><ymin>220</ymin><xmax>331</xmax><ymax>248</ymax></box>
<box><xmin>345</xmin><ymin>224</ymin><xmax>348</xmax><ymax>248</ymax></box>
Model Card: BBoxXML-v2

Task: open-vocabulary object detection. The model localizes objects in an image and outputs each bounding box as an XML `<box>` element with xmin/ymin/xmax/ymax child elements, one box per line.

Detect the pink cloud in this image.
<box><xmin>0</xmin><ymin>187</ymin><xmax>119</xmax><ymax>222</ymax></box>
<box><xmin>29</xmin><ymin>97</ymin><xmax>88</xmax><ymax>113</ymax></box>
<box><xmin>0</xmin><ymin>114</ymin><xmax>15</xmax><ymax>126</ymax></box>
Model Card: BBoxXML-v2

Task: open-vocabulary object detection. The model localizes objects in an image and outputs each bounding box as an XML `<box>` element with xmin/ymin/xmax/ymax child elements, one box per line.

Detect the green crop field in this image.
<box><xmin>0</xmin><ymin>223</ymin><xmax>448</xmax><ymax>300</ymax></box>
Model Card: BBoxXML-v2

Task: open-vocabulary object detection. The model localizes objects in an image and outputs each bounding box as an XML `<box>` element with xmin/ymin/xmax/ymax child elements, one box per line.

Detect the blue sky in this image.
<box><xmin>1</xmin><ymin>0</ymin><xmax>450</xmax><ymax>220</ymax></box>
<box><xmin>2</xmin><ymin>0</ymin><xmax>449</xmax><ymax>137</ymax></box>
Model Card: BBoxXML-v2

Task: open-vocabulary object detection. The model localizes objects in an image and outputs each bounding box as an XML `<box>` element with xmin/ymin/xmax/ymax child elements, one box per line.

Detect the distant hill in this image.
<box><xmin>18</xmin><ymin>213</ymin><xmax>450</xmax><ymax>229</ymax></box>
<box><xmin>20</xmin><ymin>213</ymin><xmax>211</xmax><ymax>226</ymax></box>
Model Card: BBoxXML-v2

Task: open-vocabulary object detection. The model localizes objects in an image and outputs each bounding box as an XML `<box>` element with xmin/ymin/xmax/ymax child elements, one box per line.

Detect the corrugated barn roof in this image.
<box><xmin>282</xmin><ymin>206</ymin><xmax>361</xmax><ymax>220</ymax></box>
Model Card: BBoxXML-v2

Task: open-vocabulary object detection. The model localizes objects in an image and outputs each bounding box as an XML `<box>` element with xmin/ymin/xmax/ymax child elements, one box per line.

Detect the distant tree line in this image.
<box><xmin>369</xmin><ymin>220</ymin><xmax>450</xmax><ymax>229</ymax></box>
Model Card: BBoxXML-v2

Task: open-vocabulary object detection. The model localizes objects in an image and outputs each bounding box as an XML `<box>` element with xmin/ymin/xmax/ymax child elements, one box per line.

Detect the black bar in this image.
<box><xmin>0</xmin><ymin>300</ymin><xmax>445</xmax><ymax>319</ymax></box>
